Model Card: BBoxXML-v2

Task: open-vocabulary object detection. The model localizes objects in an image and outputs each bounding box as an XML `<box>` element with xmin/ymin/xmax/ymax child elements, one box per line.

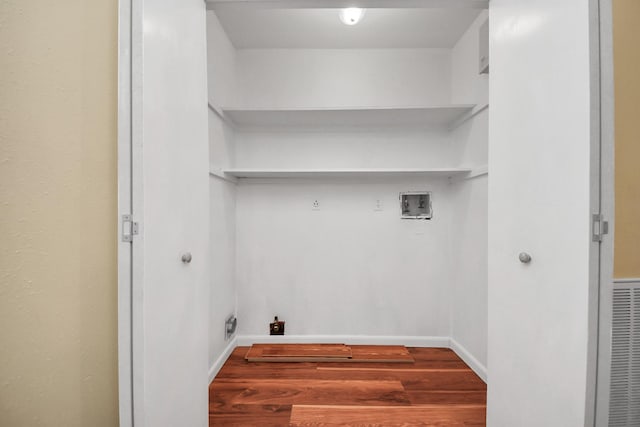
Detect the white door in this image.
<box><xmin>487</xmin><ymin>1</ymin><xmax>599</xmax><ymax>426</ymax></box>
<box><xmin>130</xmin><ymin>0</ymin><xmax>210</xmax><ymax>425</ymax></box>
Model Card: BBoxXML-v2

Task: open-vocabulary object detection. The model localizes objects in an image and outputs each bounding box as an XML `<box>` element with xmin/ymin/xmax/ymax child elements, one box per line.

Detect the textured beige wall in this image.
<box><xmin>0</xmin><ymin>1</ymin><xmax>119</xmax><ymax>426</ymax></box>
<box><xmin>613</xmin><ymin>0</ymin><xmax>640</xmax><ymax>278</ymax></box>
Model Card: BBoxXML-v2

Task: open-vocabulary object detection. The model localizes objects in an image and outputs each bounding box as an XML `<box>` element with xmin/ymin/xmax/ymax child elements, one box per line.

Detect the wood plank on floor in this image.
<box><xmin>406</xmin><ymin>390</ymin><xmax>487</xmax><ymax>405</ymax></box>
<box><xmin>210</xmin><ymin>379</ymin><xmax>411</xmax><ymax>406</ymax></box>
<box><xmin>245</xmin><ymin>344</ymin><xmax>414</xmax><ymax>363</ymax></box>
<box><xmin>261</xmin><ymin>343</ymin><xmax>352</xmax><ymax>358</ymax></box>
<box><xmin>317</xmin><ymin>367</ymin><xmax>471</xmax><ymax>373</ymax></box>
<box><xmin>408</xmin><ymin>347</ymin><xmax>467</xmax><ymax>362</ymax></box>
<box><xmin>401</xmin><ymin>371</ymin><xmax>487</xmax><ymax>391</ymax></box>
<box><xmin>245</xmin><ymin>344</ymin><xmax>352</xmax><ymax>362</ymax></box>
<box><xmin>208</xmin><ymin>403</ymin><xmax>291</xmax><ymax>426</ymax></box>
<box><xmin>289</xmin><ymin>404</ymin><xmax>487</xmax><ymax>427</ymax></box>
<box><xmin>349</xmin><ymin>345</ymin><xmax>414</xmax><ymax>363</ymax></box>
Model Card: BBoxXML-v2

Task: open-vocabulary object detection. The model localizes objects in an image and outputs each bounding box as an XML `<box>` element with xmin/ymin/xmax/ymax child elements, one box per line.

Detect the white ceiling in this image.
<box><xmin>213</xmin><ymin>8</ymin><xmax>483</xmax><ymax>49</ymax></box>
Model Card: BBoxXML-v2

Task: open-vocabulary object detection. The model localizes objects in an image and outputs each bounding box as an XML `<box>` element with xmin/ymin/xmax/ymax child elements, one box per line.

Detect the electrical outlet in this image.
<box><xmin>312</xmin><ymin>199</ymin><xmax>320</xmax><ymax>210</ymax></box>
<box><xmin>374</xmin><ymin>199</ymin><xmax>384</xmax><ymax>211</ymax></box>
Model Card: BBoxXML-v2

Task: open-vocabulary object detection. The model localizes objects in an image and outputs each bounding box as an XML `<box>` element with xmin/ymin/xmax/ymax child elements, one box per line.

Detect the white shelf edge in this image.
<box><xmin>220</xmin><ymin>105</ymin><xmax>477</xmax><ymax>129</ymax></box>
<box><xmin>448</xmin><ymin>103</ymin><xmax>489</xmax><ymax>131</ymax></box>
<box><xmin>221</xmin><ymin>105</ymin><xmax>476</xmax><ymax>113</ymax></box>
<box><xmin>450</xmin><ymin>165</ymin><xmax>488</xmax><ymax>183</ymax></box>
<box><xmin>467</xmin><ymin>165</ymin><xmax>489</xmax><ymax>179</ymax></box>
<box><xmin>223</xmin><ymin>168</ymin><xmax>473</xmax><ymax>179</ymax></box>
<box><xmin>208</xmin><ymin>102</ymin><xmax>237</xmax><ymax>129</ymax></box>
<box><xmin>209</xmin><ymin>167</ymin><xmax>239</xmax><ymax>184</ymax></box>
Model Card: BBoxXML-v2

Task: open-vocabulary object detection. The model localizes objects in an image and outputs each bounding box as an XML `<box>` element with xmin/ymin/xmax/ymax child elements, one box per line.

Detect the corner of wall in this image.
<box><xmin>207</xmin><ymin>10</ymin><xmax>240</xmax><ymax>375</ymax></box>
<box><xmin>449</xmin><ymin>337</ymin><xmax>488</xmax><ymax>383</ymax></box>
<box><xmin>206</xmin><ymin>10</ymin><xmax>239</xmax><ymax>108</ymax></box>
<box><xmin>451</xmin><ymin>10</ymin><xmax>489</xmax><ymax>105</ymax></box>
<box><xmin>209</xmin><ymin>336</ymin><xmax>238</xmax><ymax>384</ymax></box>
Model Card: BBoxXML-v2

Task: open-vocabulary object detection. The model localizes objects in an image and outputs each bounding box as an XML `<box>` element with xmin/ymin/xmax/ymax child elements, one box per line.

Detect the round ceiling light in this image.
<box><xmin>339</xmin><ymin>8</ymin><xmax>365</xmax><ymax>26</ymax></box>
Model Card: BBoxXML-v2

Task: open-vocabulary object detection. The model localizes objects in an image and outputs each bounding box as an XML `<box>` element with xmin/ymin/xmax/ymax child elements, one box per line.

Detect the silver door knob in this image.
<box><xmin>519</xmin><ymin>252</ymin><xmax>532</xmax><ymax>264</ymax></box>
<box><xmin>181</xmin><ymin>252</ymin><xmax>192</xmax><ymax>264</ymax></box>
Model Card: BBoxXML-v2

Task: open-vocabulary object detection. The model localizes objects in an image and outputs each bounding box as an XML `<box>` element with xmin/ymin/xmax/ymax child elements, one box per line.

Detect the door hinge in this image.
<box><xmin>122</xmin><ymin>214</ymin><xmax>139</xmax><ymax>242</ymax></box>
<box><xmin>592</xmin><ymin>213</ymin><xmax>609</xmax><ymax>242</ymax></box>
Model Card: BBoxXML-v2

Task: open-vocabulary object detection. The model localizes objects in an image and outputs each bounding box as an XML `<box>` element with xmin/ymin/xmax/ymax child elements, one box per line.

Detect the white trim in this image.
<box><xmin>206</xmin><ymin>0</ymin><xmax>489</xmax><ymax>10</ymax></box>
<box><xmin>586</xmin><ymin>2</ymin><xmax>606</xmax><ymax>426</ymax></box>
<box><xmin>450</xmin><ymin>165</ymin><xmax>488</xmax><ymax>184</ymax></box>
<box><xmin>595</xmin><ymin>0</ymin><xmax>615</xmax><ymax>425</ymax></box>
<box><xmin>130</xmin><ymin>0</ymin><xmax>145</xmax><ymax>423</ymax></box>
<box><xmin>116</xmin><ymin>0</ymin><xmax>133</xmax><ymax>425</ymax></box>
<box><xmin>208</xmin><ymin>102</ymin><xmax>235</xmax><ymax>129</ymax></box>
<box><xmin>208</xmin><ymin>337</ymin><xmax>238</xmax><ymax>384</ymax></box>
<box><xmin>209</xmin><ymin>167</ymin><xmax>239</xmax><ymax>184</ymax></box>
<box><xmin>465</xmin><ymin>165</ymin><xmax>489</xmax><ymax>180</ymax></box>
<box><xmin>207</xmin><ymin>102</ymin><xmax>225</xmax><ymax>120</ymax></box>
<box><xmin>236</xmin><ymin>334</ymin><xmax>450</xmax><ymax>347</ymax></box>
<box><xmin>449</xmin><ymin>338</ymin><xmax>487</xmax><ymax>383</ymax></box>
<box><xmin>448</xmin><ymin>103</ymin><xmax>489</xmax><ymax>131</ymax></box>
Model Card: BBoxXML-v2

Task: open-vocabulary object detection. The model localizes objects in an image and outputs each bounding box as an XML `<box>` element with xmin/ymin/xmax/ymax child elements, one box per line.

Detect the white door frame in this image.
<box><xmin>117</xmin><ymin>0</ymin><xmax>133</xmax><ymax>424</ymax></box>
<box><xmin>594</xmin><ymin>0</ymin><xmax>616</xmax><ymax>425</ymax></box>
<box><xmin>117</xmin><ymin>0</ymin><xmax>145</xmax><ymax>425</ymax></box>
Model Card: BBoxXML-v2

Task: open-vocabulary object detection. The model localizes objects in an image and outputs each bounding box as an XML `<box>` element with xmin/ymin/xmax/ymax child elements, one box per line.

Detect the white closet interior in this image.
<box><xmin>206</xmin><ymin>5</ymin><xmax>489</xmax><ymax>381</ymax></box>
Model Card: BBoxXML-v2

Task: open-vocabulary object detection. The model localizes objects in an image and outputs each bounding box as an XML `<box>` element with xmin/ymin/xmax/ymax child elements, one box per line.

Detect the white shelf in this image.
<box><xmin>221</xmin><ymin>105</ymin><xmax>476</xmax><ymax>128</ymax></box>
<box><xmin>222</xmin><ymin>168</ymin><xmax>472</xmax><ymax>179</ymax></box>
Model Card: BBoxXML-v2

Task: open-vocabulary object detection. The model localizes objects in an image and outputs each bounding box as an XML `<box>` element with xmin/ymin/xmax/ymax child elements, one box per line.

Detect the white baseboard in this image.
<box><xmin>449</xmin><ymin>337</ymin><xmax>487</xmax><ymax>383</ymax></box>
<box><xmin>208</xmin><ymin>336</ymin><xmax>238</xmax><ymax>384</ymax></box>
<box><xmin>236</xmin><ymin>334</ymin><xmax>449</xmax><ymax>348</ymax></box>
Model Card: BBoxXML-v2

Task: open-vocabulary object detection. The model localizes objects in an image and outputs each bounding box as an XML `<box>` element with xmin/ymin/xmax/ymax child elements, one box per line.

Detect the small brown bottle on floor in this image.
<box><xmin>270</xmin><ymin>316</ymin><xmax>285</xmax><ymax>335</ymax></box>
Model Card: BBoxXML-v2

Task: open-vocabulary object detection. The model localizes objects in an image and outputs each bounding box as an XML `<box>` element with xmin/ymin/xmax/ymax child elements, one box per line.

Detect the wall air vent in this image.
<box><xmin>608</xmin><ymin>285</ymin><xmax>640</xmax><ymax>426</ymax></box>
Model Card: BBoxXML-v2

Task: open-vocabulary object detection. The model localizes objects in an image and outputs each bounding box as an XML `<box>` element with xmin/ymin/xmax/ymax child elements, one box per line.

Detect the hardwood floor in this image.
<box><xmin>209</xmin><ymin>346</ymin><xmax>486</xmax><ymax>426</ymax></box>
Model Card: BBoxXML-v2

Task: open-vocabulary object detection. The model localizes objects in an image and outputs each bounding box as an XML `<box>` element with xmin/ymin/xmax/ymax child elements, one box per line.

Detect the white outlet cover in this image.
<box><xmin>312</xmin><ymin>199</ymin><xmax>320</xmax><ymax>210</ymax></box>
<box><xmin>374</xmin><ymin>199</ymin><xmax>384</xmax><ymax>211</ymax></box>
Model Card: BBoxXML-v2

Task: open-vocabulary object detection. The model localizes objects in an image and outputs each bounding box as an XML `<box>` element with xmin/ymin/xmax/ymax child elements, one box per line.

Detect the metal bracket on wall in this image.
<box><xmin>225</xmin><ymin>315</ymin><xmax>237</xmax><ymax>340</ymax></box>
<box><xmin>121</xmin><ymin>214</ymin><xmax>139</xmax><ymax>243</ymax></box>
<box><xmin>592</xmin><ymin>213</ymin><xmax>609</xmax><ymax>242</ymax></box>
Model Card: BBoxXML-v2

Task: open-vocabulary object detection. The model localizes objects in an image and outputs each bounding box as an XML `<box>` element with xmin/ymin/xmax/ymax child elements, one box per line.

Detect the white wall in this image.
<box><xmin>234</xmin><ymin>128</ymin><xmax>454</xmax><ymax>169</ymax></box>
<box><xmin>448</xmin><ymin>12</ymin><xmax>489</xmax><ymax>378</ymax></box>
<box><xmin>488</xmin><ymin>1</ymin><xmax>593</xmax><ymax>425</ymax></box>
<box><xmin>207</xmin><ymin>12</ymin><xmax>238</xmax><ymax>375</ymax></box>
<box><xmin>236</xmin><ymin>179</ymin><xmax>453</xmax><ymax>338</ymax></box>
<box><xmin>208</xmin><ymin>112</ymin><xmax>237</xmax><ymax>370</ymax></box>
<box><xmin>449</xmin><ymin>115</ymin><xmax>488</xmax><ymax>376</ymax></box>
<box><xmin>449</xmin><ymin>173</ymin><xmax>488</xmax><ymax>373</ymax></box>
<box><xmin>231</xmin><ymin>106</ymin><xmax>461</xmax><ymax>343</ymax></box>
<box><xmin>235</xmin><ymin>48</ymin><xmax>452</xmax><ymax>109</ymax></box>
